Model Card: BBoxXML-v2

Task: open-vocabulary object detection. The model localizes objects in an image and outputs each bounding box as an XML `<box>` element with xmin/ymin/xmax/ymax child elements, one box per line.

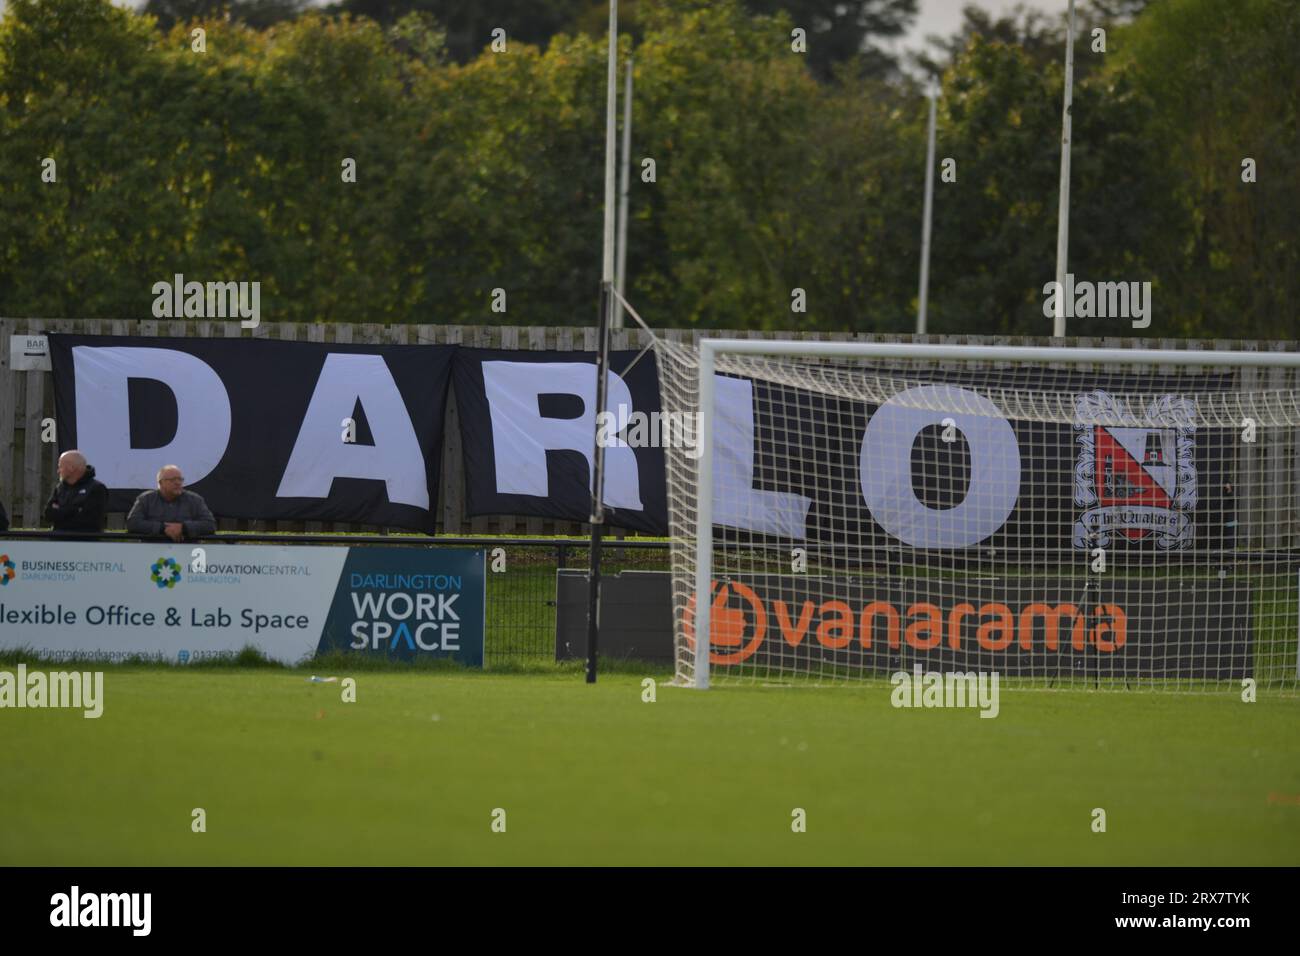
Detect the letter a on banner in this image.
<box><xmin>278</xmin><ymin>353</ymin><xmax>429</xmax><ymax>508</ymax></box>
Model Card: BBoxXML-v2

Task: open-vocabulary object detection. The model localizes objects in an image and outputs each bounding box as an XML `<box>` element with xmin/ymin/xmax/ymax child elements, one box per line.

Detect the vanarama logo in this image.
<box><xmin>682</xmin><ymin>582</ymin><xmax>768</xmax><ymax>664</ymax></box>
<box><xmin>683</xmin><ymin>580</ymin><xmax>1128</xmax><ymax>665</ymax></box>
<box><xmin>0</xmin><ymin>554</ymin><xmax>14</xmax><ymax>585</ymax></box>
<box><xmin>150</xmin><ymin>557</ymin><xmax>182</xmax><ymax>589</ymax></box>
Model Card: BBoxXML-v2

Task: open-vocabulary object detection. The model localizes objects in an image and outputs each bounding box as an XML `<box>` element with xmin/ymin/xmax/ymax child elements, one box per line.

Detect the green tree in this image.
<box><xmin>323</xmin><ymin>0</ymin><xmax>600</xmax><ymax>63</ymax></box>
<box><xmin>0</xmin><ymin>1</ymin><xmax>428</xmax><ymax>323</ymax></box>
<box><xmin>633</xmin><ymin>1</ymin><xmax>827</xmax><ymax>328</ymax></box>
<box><xmin>3</xmin><ymin>0</ymin><xmax>1292</xmax><ymax>341</ymax></box>
<box><xmin>1114</xmin><ymin>0</ymin><xmax>1300</xmax><ymax>338</ymax></box>
<box><xmin>142</xmin><ymin>0</ymin><xmax>309</xmax><ymax>32</ymax></box>
<box><xmin>741</xmin><ymin>0</ymin><xmax>918</xmax><ymax>80</ymax></box>
<box><xmin>405</xmin><ymin>30</ymin><xmax>613</xmax><ymax>325</ymax></box>
<box><xmin>0</xmin><ymin>0</ymin><xmax>169</xmax><ymax>316</ymax></box>
<box><xmin>921</xmin><ymin>33</ymin><xmax>1184</xmax><ymax>336</ymax></box>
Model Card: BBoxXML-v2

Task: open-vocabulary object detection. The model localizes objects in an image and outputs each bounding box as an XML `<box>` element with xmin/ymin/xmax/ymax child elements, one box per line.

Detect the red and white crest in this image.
<box><xmin>1073</xmin><ymin>391</ymin><xmax>1197</xmax><ymax>549</ymax></box>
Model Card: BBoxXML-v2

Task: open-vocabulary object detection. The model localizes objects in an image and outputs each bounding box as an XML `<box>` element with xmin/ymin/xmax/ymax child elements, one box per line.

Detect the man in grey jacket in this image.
<box><xmin>127</xmin><ymin>465</ymin><xmax>217</xmax><ymax>542</ymax></box>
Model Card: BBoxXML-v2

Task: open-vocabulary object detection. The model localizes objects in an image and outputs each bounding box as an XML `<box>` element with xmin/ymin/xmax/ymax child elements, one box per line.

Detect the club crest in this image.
<box><xmin>1073</xmin><ymin>390</ymin><xmax>1197</xmax><ymax>550</ymax></box>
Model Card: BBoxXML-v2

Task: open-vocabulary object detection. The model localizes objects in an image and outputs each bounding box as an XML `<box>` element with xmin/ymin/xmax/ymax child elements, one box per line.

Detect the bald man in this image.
<box><xmin>126</xmin><ymin>465</ymin><xmax>216</xmax><ymax>543</ymax></box>
<box><xmin>44</xmin><ymin>450</ymin><xmax>108</xmax><ymax>533</ymax></box>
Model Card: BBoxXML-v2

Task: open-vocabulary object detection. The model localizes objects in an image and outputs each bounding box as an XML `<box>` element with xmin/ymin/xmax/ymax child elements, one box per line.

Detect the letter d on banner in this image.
<box><xmin>71</xmin><ymin>347</ymin><xmax>231</xmax><ymax>488</ymax></box>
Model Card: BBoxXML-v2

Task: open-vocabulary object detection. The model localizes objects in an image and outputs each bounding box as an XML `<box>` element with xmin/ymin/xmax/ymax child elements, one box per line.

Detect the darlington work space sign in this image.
<box><xmin>0</xmin><ymin>542</ymin><xmax>485</xmax><ymax>665</ymax></box>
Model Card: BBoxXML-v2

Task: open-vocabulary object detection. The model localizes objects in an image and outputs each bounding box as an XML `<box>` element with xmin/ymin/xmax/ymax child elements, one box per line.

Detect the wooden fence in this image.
<box><xmin>1</xmin><ymin>317</ymin><xmax>1296</xmax><ymax>546</ymax></box>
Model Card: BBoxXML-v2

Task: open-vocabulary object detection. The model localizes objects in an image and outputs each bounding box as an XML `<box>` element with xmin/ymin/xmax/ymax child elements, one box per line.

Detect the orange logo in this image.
<box><xmin>682</xmin><ymin>581</ymin><xmax>768</xmax><ymax>664</ymax></box>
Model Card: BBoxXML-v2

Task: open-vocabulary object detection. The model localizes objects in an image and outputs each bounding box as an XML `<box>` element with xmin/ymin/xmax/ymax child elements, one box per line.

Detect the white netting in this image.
<box><xmin>656</xmin><ymin>339</ymin><xmax>1300</xmax><ymax>694</ymax></box>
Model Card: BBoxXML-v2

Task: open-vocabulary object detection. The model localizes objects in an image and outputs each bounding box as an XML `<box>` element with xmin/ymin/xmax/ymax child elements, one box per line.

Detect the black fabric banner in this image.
<box><xmin>452</xmin><ymin>348</ymin><xmax>669</xmax><ymax>534</ymax></box>
<box><xmin>48</xmin><ymin>334</ymin><xmax>454</xmax><ymax>533</ymax></box>
<box><xmin>46</xmin><ymin>335</ymin><xmax>1238</xmax><ymax>550</ymax></box>
<box><xmin>684</xmin><ymin>574</ymin><xmax>1253</xmax><ymax>679</ymax></box>
<box><xmin>723</xmin><ymin>367</ymin><xmax>1237</xmax><ymax>555</ymax></box>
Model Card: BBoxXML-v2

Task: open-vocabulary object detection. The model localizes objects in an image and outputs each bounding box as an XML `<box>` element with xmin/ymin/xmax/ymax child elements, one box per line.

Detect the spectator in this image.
<box><xmin>0</xmin><ymin>496</ymin><xmax>8</xmax><ymax>532</ymax></box>
<box><xmin>44</xmin><ymin>450</ymin><xmax>108</xmax><ymax>533</ymax></box>
<box><xmin>126</xmin><ymin>465</ymin><xmax>216</xmax><ymax>542</ymax></box>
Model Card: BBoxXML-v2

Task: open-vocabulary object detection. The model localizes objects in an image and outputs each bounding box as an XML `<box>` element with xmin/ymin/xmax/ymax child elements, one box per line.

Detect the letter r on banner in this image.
<box><xmin>481</xmin><ymin>361</ymin><xmax>644</xmax><ymax>510</ymax></box>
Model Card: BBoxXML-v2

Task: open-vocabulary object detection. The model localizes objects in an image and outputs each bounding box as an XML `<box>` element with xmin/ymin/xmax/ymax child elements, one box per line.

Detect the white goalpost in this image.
<box><xmin>656</xmin><ymin>338</ymin><xmax>1300</xmax><ymax>694</ymax></box>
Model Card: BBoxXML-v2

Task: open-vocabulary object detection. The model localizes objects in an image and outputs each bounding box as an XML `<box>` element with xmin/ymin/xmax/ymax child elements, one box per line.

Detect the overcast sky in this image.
<box><xmin>905</xmin><ymin>0</ymin><xmax>1068</xmax><ymax>46</ymax></box>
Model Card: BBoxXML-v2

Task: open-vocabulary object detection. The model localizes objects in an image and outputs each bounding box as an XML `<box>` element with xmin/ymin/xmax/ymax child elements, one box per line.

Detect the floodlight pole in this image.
<box><xmin>613</xmin><ymin>57</ymin><xmax>633</xmax><ymax>329</ymax></box>
<box><xmin>1053</xmin><ymin>0</ymin><xmax>1076</xmax><ymax>338</ymax></box>
<box><xmin>916</xmin><ymin>76</ymin><xmax>940</xmax><ymax>336</ymax></box>
<box><xmin>586</xmin><ymin>0</ymin><xmax>620</xmax><ymax>684</ymax></box>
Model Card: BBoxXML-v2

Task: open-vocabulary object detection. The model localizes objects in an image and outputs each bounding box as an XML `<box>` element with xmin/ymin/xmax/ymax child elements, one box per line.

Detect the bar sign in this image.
<box><xmin>10</xmin><ymin>335</ymin><xmax>50</xmax><ymax>371</ymax></box>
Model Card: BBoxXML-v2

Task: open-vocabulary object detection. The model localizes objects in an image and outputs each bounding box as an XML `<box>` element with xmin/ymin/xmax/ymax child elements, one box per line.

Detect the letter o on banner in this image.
<box><xmin>860</xmin><ymin>385</ymin><xmax>1020</xmax><ymax>548</ymax></box>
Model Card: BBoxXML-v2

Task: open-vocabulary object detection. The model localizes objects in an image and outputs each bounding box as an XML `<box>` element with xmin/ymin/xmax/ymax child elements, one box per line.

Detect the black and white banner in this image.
<box><xmin>49</xmin><ymin>335</ymin><xmax>454</xmax><ymax>533</ymax></box>
<box><xmin>48</xmin><ymin>335</ymin><xmax>1239</xmax><ymax>549</ymax></box>
<box><xmin>452</xmin><ymin>348</ymin><xmax>669</xmax><ymax>534</ymax></box>
<box><xmin>713</xmin><ymin>368</ymin><xmax>1237</xmax><ymax>553</ymax></box>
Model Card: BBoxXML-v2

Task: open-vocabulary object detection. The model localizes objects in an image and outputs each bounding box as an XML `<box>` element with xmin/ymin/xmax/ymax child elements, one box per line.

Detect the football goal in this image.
<box><xmin>654</xmin><ymin>338</ymin><xmax>1300</xmax><ymax>694</ymax></box>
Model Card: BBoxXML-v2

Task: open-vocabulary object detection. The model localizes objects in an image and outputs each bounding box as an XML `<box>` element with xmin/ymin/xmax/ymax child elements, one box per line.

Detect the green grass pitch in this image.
<box><xmin>3</xmin><ymin>667</ymin><xmax>1298</xmax><ymax>865</ymax></box>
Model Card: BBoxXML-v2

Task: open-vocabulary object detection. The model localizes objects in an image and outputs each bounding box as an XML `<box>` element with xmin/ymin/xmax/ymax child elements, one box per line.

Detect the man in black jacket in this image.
<box><xmin>0</xmin><ymin>497</ymin><xmax>9</xmax><ymax>532</ymax></box>
<box><xmin>44</xmin><ymin>450</ymin><xmax>108</xmax><ymax>534</ymax></box>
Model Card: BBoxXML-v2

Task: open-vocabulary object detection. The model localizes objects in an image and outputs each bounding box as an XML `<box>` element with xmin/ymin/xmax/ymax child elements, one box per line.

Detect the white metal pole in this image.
<box><xmin>692</xmin><ymin>343</ymin><xmax>716</xmax><ymax>690</ymax></box>
<box><xmin>613</xmin><ymin>58</ymin><xmax>633</xmax><ymax>329</ymax></box>
<box><xmin>591</xmin><ymin>0</ymin><xmax>618</xmax><ymax>517</ymax></box>
<box><xmin>916</xmin><ymin>77</ymin><xmax>939</xmax><ymax>336</ymax></box>
<box><xmin>602</xmin><ymin>0</ymin><xmax>619</xmax><ymax>286</ymax></box>
<box><xmin>1053</xmin><ymin>0</ymin><xmax>1076</xmax><ymax>338</ymax></box>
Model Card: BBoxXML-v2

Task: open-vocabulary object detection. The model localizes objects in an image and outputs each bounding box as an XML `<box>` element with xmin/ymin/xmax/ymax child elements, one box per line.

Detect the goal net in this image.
<box><xmin>654</xmin><ymin>338</ymin><xmax>1300</xmax><ymax>694</ymax></box>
